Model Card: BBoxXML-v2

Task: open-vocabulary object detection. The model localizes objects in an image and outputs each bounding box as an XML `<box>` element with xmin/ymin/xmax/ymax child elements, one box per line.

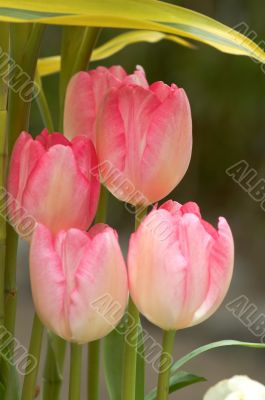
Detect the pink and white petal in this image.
<box><xmin>30</xmin><ymin>224</ymin><xmax>68</xmax><ymax>339</ymax></box>
<box><xmin>55</xmin><ymin>229</ymin><xmax>91</xmax><ymax>330</ymax></box>
<box><xmin>23</xmin><ymin>145</ymin><xmax>91</xmax><ymax>233</ymax></box>
<box><xmin>124</xmin><ymin>66</ymin><xmax>149</xmax><ymax>88</ymax></box>
<box><xmin>118</xmin><ymin>85</ymin><xmax>160</xmax><ymax>181</ymax></box>
<box><xmin>109</xmin><ymin>65</ymin><xmax>127</xmax><ymax>80</ymax></box>
<box><xmin>90</xmin><ymin>67</ymin><xmax>123</xmax><ymax>111</ymax></box>
<box><xmin>180</xmin><ymin>202</ymin><xmax>201</xmax><ymax>218</ymax></box>
<box><xmin>69</xmin><ymin>228</ymin><xmax>128</xmax><ymax>343</ymax></box>
<box><xmin>141</xmin><ymin>89</ymin><xmax>192</xmax><ymax>202</ymax></box>
<box><xmin>7</xmin><ymin>132</ymin><xmax>45</xmax><ymax>200</ymax></box>
<box><xmin>128</xmin><ymin>209</ymin><xmax>187</xmax><ymax>330</ymax></box>
<box><xmin>96</xmin><ymin>88</ymin><xmax>127</xmax><ymax>193</ymax></box>
<box><xmin>55</xmin><ymin>229</ymin><xmax>91</xmax><ymax>286</ymax></box>
<box><xmin>71</xmin><ymin>137</ymin><xmax>100</xmax><ymax>225</ymax></box>
<box><xmin>159</xmin><ymin>200</ymin><xmax>182</xmax><ymax>215</ymax></box>
<box><xmin>71</xmin><ymin>136</ymin><xmax>98</xmax><ymax>181</ymax></box>
<box><xmin>88</xmin><ymin>223</ymin><xmax>112</xmax><ymax>239</ymax></box>
<box><xmin>36</xmin><ymin>129</ymin><xmax>70</xmax><ymax>148</ymax></box>
<box><xmin>64</xmin><ymin>72</ymin><xmax>96</xmax><ymax>141</ymax></box>
<box><xmin>190</xmin><ymin>217</ymin><xmax>234</xmax><ymax>326</ymax></box>
<box><xmin>149</xmin><ymin>81</ymin><xmax>173</xmax><ymax>102</ymax></box>
<box><xmin>175</xmin><ymin>213</ymin><xmax>214</xmax><ymax>328</ymax></box>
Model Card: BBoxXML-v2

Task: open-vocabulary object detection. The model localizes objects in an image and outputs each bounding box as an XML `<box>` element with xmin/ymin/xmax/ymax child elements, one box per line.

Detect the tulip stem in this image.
<box><xmin>122</xmin><ymin>298</ymin><xmax>140</xmax><ymax>400</ymax></box>
<box><xmin>156</xmin><ymin>330</ymin><xmax>176</xmax><ymax>400</ymax></box>
<box><xmin>35</xmin><ymin>72</ymin><xmax>55</xmax><ymax>132</ymax></box>
<box><xmin>69</xmin><ymin>344</ymin><xmax>82</xmax><ymax>400</ymax></box>
<box><xmin>87</xmin><ymin>340</ymin><xmax>100</xmax><ymax>400</ymax></box>
<box><xmin>2</xmin><ymin>25</ymin><xmax>44</xmax><ymax>393</ymax></box>
<box><xmin>43</xmin><ymin>334</ymin><xmax>66</xmax><ymax>400</ymax></box>
<box><xmin>95</xmin><ymin>185</ymin><xmax>108</xmax><ymax>224</ymax></box>
<box><xmin>0</xmin><ymin>23</ymin><xmax>9</xmax><ymax>363</ymax></box>
<box><xmin>87</xmin><ymin>185</ymin><xmax>108</xmax><ymax>400</ymax></box>
<box><xmin>21</xmin><ymin>314</ymin><xmax>44</xmax><ymax>400</ymax></box>
<box><xmin>122</xmin><ymin>205</ymin><xmax>147</xmax><ymax>400</ymax></box>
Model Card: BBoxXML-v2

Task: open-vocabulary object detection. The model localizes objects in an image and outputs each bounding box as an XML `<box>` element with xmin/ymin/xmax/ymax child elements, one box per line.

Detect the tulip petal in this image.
<box><xmin>128</xmin><ymin>202</ymin><xmax>234</xmax><ymax>331</ymax></box>
<box><xmin>64</xmin><ymin>67</ymin><xmax>126</xmax><ymax>142</ymax></box>
<box><xmin>71</xmin><ymin>136</ymin><xmax>100</xmax><ymax>224</ymax></box>
<box><xmin>68</xmin><ymin>227</ymin><xmax>128</xmax><ymax>343</ymax></box>
<box><xmin>191</xmin><ymin>217</ymin><xmax>234</xmax><ymax>326</ymax></box>
<box><xmin>7</xmin><ymin>131</ymin><xmax>45</xmax><ymax>201</ymax></box>
<box><xmin>176</xmin><ymin>213</ymin><xmax>214</xmax><ymax>328</ymax></box>
<box><xmin>30</xmin><ymin>224</ymin><xmax>68</xmax><ymax>338</ymax></box>
<box><xmin>124</xmin><ymin>65</ymin><xmax>149</xmax><ymax>88</ymax></box>
<box><xmin>141</xmin><ymin>87</ymin><xmax>192</xmax><ymax>202</ymax></box>
<box><xmin>97</xmin><ymin>85</ymin><xmax>159</xmax><ymax>202</ymax></box>
<box><xmin>129</xmin><ymin>209</ymin><xmax>187</xmax><ymax>330</ymax></box>
<box><xmin>23</xmin><ymin>145</ymin><xmax>92</xmax><ymax>233</ymax></box>
<box><xmin>64</xmin><ymin>72</ymin><xmax>96</xmax><ymax>141</ymax></box>
<box><xmin>36</xmin><ymin>129</ymin><xmax>70</xmax><ymax>148</ymax></box>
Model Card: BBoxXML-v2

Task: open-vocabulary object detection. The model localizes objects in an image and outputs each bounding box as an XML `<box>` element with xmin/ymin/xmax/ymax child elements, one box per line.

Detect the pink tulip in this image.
<box><xmin>30</xmin><ymin>223</ymin><xmax>128</xmax><ymax>343</ymax></box>
<box><xmin>7</xmin><ymin>129</ymin><xmax>100</xmax><ymax>237</ymax></box>
<box><xmin>128</xmin><ymin>200</ymin><xmax>234</xmax><ymax>330</ymax></box>
<box><xmin>64</xmin><ymin>65</ymin><xmax>148</xmax><ymax>142</ymax></box>
<box><xmin>96</xmin><ymin>75</ymin><xmax>192</xmax><ymax>205</ymax></box>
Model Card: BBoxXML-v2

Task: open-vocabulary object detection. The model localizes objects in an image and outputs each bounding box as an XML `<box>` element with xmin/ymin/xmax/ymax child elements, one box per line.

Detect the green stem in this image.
<box><xmin>43</xmin><ymin>334</ymin><xmax>66</xmax><ymax>399</ymax></box>
<box><xmin>3</xmin><ymin>22</ymin><xmax>44</xmax><ymax>396</ymax></box>
<box><xmin>87</xmin><ymin>340</ymin><xmax>100</xmax><ymax>400</ymax></box>
<box><xmin>122</xmin><ymin>206</ymin><xmax>147</xmax><ymax>400</ymax></box>
<box><xmin>69</xmin><ymin>344</ymin><xmax>82</xmax><ymax>400</ymax></box>
<box><xmin>87</xmin><ymin>185</ymin><xmax>108</xmax><ymax>400</ymax></box>
<box><xmin>43</xmin><ymin>26</ymin><xmax>101</xmax><ymax>400</ymax></box>
<box><xmin>0</xmin><ymin>22</ymin><xmax>9</xmax><ymax>347</ymax></box>
<box><xmin>5</xmin><ymin>22</ymin><xmax>44</xmax><ymax>331</ymax></box>
<box><xmin>156</xmin><ymin>331</ymin><xmax>176</xmax><ymax>400</ymax></box>
<box><xmin>21</xmin><ymin>314</ymin><xmax>44</xmax><ymax>400</ymax></box>
<box><xmin>35</xmin><ymin>72</ymin><xmax>54</xmax><ymax>132</ymax></box>
<box><xmin>7</xmin><ymin>24</ymin><xmax>44</xmax><ymax>155</ymax></box>
<box><xmin>95</xmin><ymin>185</ymin><xmax>108</xmax><ymax>224</ymax></box>
<box><xmin>59</xmin><ymin>27</ymin><xmax>101</xmax><ymax>131</ymax></box>
<box><xmin>122</xmin><ymin>299</ymin><xmax>140</xmax><ymax>400</ymax></box>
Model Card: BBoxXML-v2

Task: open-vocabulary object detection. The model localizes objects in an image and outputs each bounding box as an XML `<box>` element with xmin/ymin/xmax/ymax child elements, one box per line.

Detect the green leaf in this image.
<box><xmin>37</xmin><ymin>30</ymin><xmax>193</xmax><ymax>77</ymax></box>
<box><xmin>0</xmin><ymin>0</ymin><xmax>264</xmax><ymax>62</ymax></box>
<box><xmin>42</xmin><ymin>332</ymin><xmax>65</xmax><ymax>399</ymax></box>
<box><xmin>136</xmin><ymin>325</ymin><xmax>145</xmax><ymax>400</ymax></box>
<box><xmin>171</xmin><ymin>340</ymin><xmax>265</xmax><ymax>374</ymax></box>
<box><xmin>3</xmin><ymin>365</ymin><xmax>20</xmax><ymax>400</ymax></box>
<box><xmin>145</xmin><ymin>371</ymin><xmax>206</xmax><ymax>400</ymax></box>
<box><xmin>103</xmin><ymin>317</ymin><xmax>145</xmax><ymax>400</ymax></box>
<box><xmin>92</xmin><ymin>30</ymin><xmax>193</xmax><ymax>61</ymax></box>
<box><xmin>103</xmin><ymin>322</ymin><xmax>125</xmax><ymax>400</ymax></box>
<box><xmin>0</xmin><ymin>381</ymin><xmax>4</xmax><ymax>397</ymax></box>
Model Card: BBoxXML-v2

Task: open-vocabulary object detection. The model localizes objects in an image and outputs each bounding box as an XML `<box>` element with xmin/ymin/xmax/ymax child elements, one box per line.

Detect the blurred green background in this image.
<box><xmin>17</xmin><ymin>0</ymin><xmax>265</xmax><ymax>398</ymax></box>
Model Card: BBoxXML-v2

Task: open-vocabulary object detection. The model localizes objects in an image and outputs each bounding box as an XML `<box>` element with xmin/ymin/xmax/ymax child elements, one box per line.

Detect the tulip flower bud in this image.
<box><xmin>128</xmin><ymin>200</ymin><xmax>234</xmax><ymax>330</ymax></box>
<box><xmin>96</xmin><ymin>75</ymin><xmax>192</xmax><ymax>205</ymax></box>
<box><xmin>30</xmin><ymin>223</ymin><xmax>128</xmax><ymax>344</ymax></box>
<box><xmin>203</xmin><ymin>375</ymin><xmax>265</xmax><ymax>400</ymax></box>
<box><xmin>7</xmin><ymin>129</ymin><xmax>100</xmax><ymax>237</ymax></box>
<box><xmin>64</xmin><ymin>65</ymin><xmax>148</xmax><ymax>143</ymax></box>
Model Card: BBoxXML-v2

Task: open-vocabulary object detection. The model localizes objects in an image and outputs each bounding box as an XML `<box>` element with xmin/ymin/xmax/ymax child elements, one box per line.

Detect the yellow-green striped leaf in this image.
<box><xmin>0</xmin><ymin>0</ymin><xmax>264</xmax><ymax>63</ymax></box>
<box><xmin>37</xmin><ymin>30</ymin><xmax>193</xmax><ymax>77</ymax></box>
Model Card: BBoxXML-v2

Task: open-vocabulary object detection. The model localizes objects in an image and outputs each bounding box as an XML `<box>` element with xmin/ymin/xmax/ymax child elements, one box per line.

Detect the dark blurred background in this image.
<box><xmin>16</xmin><ymin>0</ymin><xmax>265</xmax><ymax>398</ymax></box>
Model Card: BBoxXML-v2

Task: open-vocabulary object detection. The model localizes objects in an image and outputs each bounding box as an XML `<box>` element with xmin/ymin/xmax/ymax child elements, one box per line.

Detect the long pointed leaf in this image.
<box><xmin>145</xmin><ymin>371</ymin><xmax>206</xmax><ymax>400</ymax></box>
<box><xmin>171</xmin><ymin>340</ymin><xmax>265</xmax><ymax>374</ymax></box>
<box><xmin>104</xmin><ymin>317</ymin><xmax>145</xmax><ymax>400</ymax></box>
<box><xmin>0</xmin><ymin>1</ymin><xmax>264</xmax><ymax>62</ymax></box>
<box><xmin>103</xmin><ymin>326</ymin><xmax>124</xmax><ymax>400</ymax></box>
<box><xmin>37</xmin><ymin>30</ymin><xmax>193</xmax><ymax>77</ymax></box>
